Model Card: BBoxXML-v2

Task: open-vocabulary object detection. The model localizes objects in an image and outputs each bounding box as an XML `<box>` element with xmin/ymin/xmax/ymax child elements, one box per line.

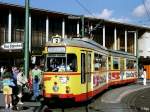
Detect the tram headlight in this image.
<box><xmin>53</xmin><ymin>82</ymin><xmax>59</xmax><ymax>92</ymax></box>
<box><xmin>66</xmin><ymin>86</ymin><xmax>70</xmax><ymax>93</ymax></box>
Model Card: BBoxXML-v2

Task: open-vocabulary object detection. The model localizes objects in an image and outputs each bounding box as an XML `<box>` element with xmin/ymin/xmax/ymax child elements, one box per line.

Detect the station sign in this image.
<box><xmin>1</xmin><ymin>42</ymin><xmax>23</xmax><ymax>50</ymax></box>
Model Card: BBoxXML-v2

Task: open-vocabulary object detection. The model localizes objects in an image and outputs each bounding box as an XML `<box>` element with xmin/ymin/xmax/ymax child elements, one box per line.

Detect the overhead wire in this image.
<box><xmin>74</xmin><ymin>0</ymin><xmax>104</xmax><ymax>34</ymax></box>
<box><xmin>74</xmin><ymin>0</ymin><xmax>96</xmax><ymax>17</ymax></box>
<box><xmin>142</xmin><ymin>0</ymin><xmax>150</xmax><ymax>23</ymax></box>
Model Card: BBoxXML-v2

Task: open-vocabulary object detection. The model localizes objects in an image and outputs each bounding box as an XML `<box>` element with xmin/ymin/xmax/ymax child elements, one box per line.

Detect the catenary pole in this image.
<box><xmin>136</xmin><ymin>31</ymin><xmax>139</xmax><ymax>77</ymax></box>
<box><xmin>24</xmin><ymin>0</ymin><xmax>29</xmax><ymax>77</ymax></box>
<box><xmin>81</xmin><ymin>15</ymin><xmax>84</xmax><ymax>38</ymax></box>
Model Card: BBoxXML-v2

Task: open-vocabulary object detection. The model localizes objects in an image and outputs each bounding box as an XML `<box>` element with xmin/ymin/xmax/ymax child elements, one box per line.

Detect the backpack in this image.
<box><xmin>34</xmin><ymin>75</ymin><xmax>39</xmax><ymax>83</ymax></box>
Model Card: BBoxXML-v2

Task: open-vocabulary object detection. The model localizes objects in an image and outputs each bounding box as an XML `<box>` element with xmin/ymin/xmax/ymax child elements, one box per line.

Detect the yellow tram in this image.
<box><xmin>42</xmin><ymin>36</ymin><xmax>137</xmax><ymax>104</ymax></box>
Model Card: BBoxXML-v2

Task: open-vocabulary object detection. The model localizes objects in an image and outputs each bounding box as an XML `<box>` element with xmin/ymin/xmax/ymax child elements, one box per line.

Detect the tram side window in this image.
<box><xmin>113</xmin><ymin>58</ymin><xmax>119</xmax><ymax>69</ymax></box>
<box><xmin>101</xmin><ymin>55</ymin><xmax>107</xmax><ymax>68</ymax></box>
<box><xmin>67</xmin><ymin>54</ymin><xmax>77</xmax><ymax>72</ymax></box>
<box><xmin>94</xmin><ymin>53</ymin><xmax>106</xmax><ymax>71</ymax></box>
<box><xmin>126</xmin><ymin>60</ymin><xmax>135</xmax><ymax>69</ymax></box>
<box><xmin>94</xmin><ymin>53</ymin><xmax>101</xmax><ymax>71</ymax></box>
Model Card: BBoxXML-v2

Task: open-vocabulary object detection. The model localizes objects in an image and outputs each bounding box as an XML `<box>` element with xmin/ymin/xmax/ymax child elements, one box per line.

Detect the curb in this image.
<box><xmin>115</xmin><ymin>85</ymin><xmax>150</xmax><ymax>103</ymax></box>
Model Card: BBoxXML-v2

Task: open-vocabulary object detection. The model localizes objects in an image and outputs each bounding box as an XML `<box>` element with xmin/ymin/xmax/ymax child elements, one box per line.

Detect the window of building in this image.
<box><xmin>32</xmin><ymin>17</ymin><xmax>46</xmax><ymax>47</ymax></box>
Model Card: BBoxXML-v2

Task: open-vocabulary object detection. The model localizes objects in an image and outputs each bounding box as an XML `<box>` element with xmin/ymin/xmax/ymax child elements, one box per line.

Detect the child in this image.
<box><xmin>2</xmin><ymin>69</ymin><xmax>14</xmax><ymax>109</ymax></box>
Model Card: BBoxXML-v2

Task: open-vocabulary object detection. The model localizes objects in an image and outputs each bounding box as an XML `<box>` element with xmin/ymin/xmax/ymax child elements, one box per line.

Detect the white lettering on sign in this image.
<box><xmin>48</xmin><ymin>47</ymin><xmax>65</xmax><ymax>53</ymax></box>
<box><xmin>52</xmin><ymin>38</ymin><xmax>61</xmax><ymax>43</ymax></box>
<box><xmin>1</xmin><ymin>42</ymin><xmax>23</xmax><ymax>50</ymax></box>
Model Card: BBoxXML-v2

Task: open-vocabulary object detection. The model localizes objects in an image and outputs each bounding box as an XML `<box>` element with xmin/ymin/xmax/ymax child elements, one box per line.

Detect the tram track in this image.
<box><xmin>122</xmin><ymin>87</ymin><xmax>150</xmax><ymax>112</ymax></box>
<box><xmin>33</xmin><ymin>88</ymin><xmax>132</xmax><ymax>112</ymax></box>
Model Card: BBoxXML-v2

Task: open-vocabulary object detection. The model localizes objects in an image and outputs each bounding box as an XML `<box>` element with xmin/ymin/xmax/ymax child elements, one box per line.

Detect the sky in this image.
<box><xmin>1</xmin><ymin>0</ymin><xmax>150</xmax><ymax>26</ymax></box>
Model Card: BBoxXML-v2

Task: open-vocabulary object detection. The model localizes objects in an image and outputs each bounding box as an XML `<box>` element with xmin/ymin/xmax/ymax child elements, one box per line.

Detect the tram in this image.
<box><xmin>42</xmin><ymin>35</ymin><xmax>137</xmax><ymax>104</ymax></box>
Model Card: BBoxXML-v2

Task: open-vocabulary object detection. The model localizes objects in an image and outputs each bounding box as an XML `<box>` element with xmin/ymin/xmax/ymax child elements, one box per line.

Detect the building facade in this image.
<box><xmin>0</xmin><ymin>2</ymin><xmax>150</xmax><ymax>67</ymax></box>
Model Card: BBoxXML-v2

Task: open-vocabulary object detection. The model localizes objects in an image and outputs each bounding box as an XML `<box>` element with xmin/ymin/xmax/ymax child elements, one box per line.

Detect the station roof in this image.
<box><xmin>86</xmin><ymin>17</ymin><xmax>150</xmax><ymax>37</ymax></box>
<box><xmin>0</xmin><ymin>1</ymin><xmax>150</xmax><ymax>34</ymax></box>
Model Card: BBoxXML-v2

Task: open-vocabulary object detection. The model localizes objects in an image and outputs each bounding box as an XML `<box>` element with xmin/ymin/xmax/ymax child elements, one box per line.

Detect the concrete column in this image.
<box><xmin>117</xmin><ymin>37</ymin><xmax>120</xmax><ymax>50</ymax></box>
<box><xmin>90</xmin><ymin>25</ymin><xmax>93</xmax><ymax>33</ymax></box>
<box><xmin>103</xmin><ymin>25</ymin><xmax>105</xmax><ymax>47</ymax></box>
<box><xmin>8</xmin><ymin>10</ymin><xmax>12</xmax><ymax>42</ymax></box>
<box><xmin>29</xmin><ymin>16</ymin><xmax>31</xmax><ymax>52</ymax></box>
<box><xmin>46</xmin><ymin>17</ymin><xmax>49</xmax><ymax>42</ymax></box>
<box><xmin>125</xmin><ymin>30</ymin><xmax>127</xmax><ymax>52</ymax></box>
<box><xmin>114</xmin><ymin>27</ymin><xmax>117</xmax><ymax>50</ymax></box>
<box><xmin>89</xmin><ymin>24</ymin><xmax>93</xmax><ymax>39</ymax></box>
<box><xmin>81</xmin><ymin>16</ymin><xmax>84</xmax><ymax>38</ymax></box>
<box><xmin>4</xmin><ymin>28</ymin><xmax>6</xmax><ymax>43</ymax></box>
<box><xmin>77</xmin><ymin>21</ymin><xmax>80</xmax><ymax>37</ymax></box>
<box><xmin>62</xmin><ymin>19</ymin><xmax>65</xmax><ymax>38</ymax></box>
<box><xmin>134</xmin><ymin>32</ymin><xmax>137</xmax><ymax>56</ymax></box>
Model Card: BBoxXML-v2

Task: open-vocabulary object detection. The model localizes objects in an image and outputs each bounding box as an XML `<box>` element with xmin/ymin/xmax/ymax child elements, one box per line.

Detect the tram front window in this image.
<box><xmin>47</xmin><ymin>57</ymin><xmax>66</xmax><ymax>72</ymax></box>
<box><xmin>46</xmin><ymin>53</ymin><xmax>77</xmax><ymax>72</ymax></box>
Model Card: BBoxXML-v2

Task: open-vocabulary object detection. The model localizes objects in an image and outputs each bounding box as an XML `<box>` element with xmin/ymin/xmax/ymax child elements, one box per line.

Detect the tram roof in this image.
<box><xmin>46</xmin><ymin>37</ymin><xmax>135</xmax><ymax>58</ymax></box>
<box><xmin>46</xmin><ymin>37</ymin><xmax>136</xmax><ymax>58</ymax></box>
<box><xmin>108</xmin><ymin>49</ymin><xmax>136</xmax><ymax>59</ymax></box>
<box><xmin>46</xmin><ymin>37</ymin><xmax>108</xmax><ymax>54</ymax></box>
<box><xmin>71</xmin><ymin>38</ymin><xmax>136</xmax><ymax>58</ymax></box>
<box><xmin>69</xmin><ymin>37</ymin><xmax>107</xmax><ymax>50</ymax></box>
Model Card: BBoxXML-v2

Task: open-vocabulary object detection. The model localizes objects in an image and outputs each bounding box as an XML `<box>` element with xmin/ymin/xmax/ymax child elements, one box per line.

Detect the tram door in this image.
<box><xmin>81</xmin><ymin>51</ymin><xmax>91</xmax><ymax>100</ymax></box>
<box><xmin>86</xmin><ymin>52</ymin><xmax>92</xmax><ymax>100</ymax></box>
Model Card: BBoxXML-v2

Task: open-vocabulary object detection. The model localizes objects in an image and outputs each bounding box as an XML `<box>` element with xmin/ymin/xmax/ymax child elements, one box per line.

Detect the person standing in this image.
<box><xmin>17</xmin><ymin>68</ymin><xmax>27</xmax><ymax>104</ymax></box>
<box><xmin>143</xmin><ymin>69</ymin><xmax>147</xmax><ymax>85</ymax></box>
<box><xmin>31</xmin><ymin>65</ymin><xmax>42</xmax><ymax>101</ymax></box>
<box><xmin>0</xmin><ymin>66</ymin><xmax>5</xmax><ymax>92</ymax></box>
<box><xmin>11</xmin><ymin>67</ymin><xmax>19</xmax><ymax>106</ymax></box>
<box><xmin>2</xmin><ymin>66</ymin><xmax>14</xmax><ymax>109</ymax></box>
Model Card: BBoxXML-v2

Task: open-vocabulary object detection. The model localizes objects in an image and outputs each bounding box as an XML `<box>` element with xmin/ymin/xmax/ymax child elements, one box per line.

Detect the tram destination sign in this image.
<box><xmin>1</xmin><ymin>42</ymin><xmax>23</xmax><ymax>50</ymax></box>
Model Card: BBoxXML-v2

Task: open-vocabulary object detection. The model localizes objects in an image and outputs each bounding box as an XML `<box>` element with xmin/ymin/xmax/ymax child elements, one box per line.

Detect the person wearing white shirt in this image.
<box><xmin>143</xmin><ymin>69</ymin><xmax>147</xmax><ymax>86</ymax></box>
<box><xmin>17</xmin><ymin>69</ymin><xmax>27</xmax><ymax>104</ymax></box>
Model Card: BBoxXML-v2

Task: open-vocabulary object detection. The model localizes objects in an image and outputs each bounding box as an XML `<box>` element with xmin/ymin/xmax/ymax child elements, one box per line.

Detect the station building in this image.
<box><xmin>138</xmin><ymin>32</ymin><xmax>150</xmax><ymax>78</ymax></box>
<box><xmin>0</xmin><ymin>2</ymin><xmax>150</xmax><ymax>68</ymax></box>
